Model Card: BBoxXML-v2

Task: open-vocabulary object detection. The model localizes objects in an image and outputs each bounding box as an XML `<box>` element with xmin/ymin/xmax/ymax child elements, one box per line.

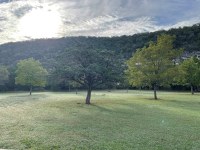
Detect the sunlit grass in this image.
<box><xmin>0</xmin><ymin>90</ymin><xmax>199</xmax><ymax>149</ymax></box>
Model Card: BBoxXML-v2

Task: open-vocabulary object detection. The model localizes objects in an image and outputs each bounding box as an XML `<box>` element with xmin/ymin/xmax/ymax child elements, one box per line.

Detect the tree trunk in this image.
<box><xmin>191</xmin><ymin>85</ymin><xmax>194</xmax><ymax>95</ymax></box>
<box><xmin>86</xmin><ymin>87</ymin><xmax>92</xmax><ymax>104</ymax></box>
<box><xmin>153</xmin><ymin>84</ymin><xmax>158</xmax><ymax>100</ymax></box>
<box><xmin>30</xmin><ymin>85</ymin><xmax>32</xmax><ymax>95</ymax></box>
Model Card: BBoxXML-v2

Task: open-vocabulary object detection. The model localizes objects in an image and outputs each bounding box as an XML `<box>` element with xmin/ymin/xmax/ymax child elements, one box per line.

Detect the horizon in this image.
<box><xmin>0</xmin><ymin>24</ymin><xmax>199</xmax><ymax>46</ymax></box>
<box><xmin>0</xmin><ymin>0</ymin><xmax>200</xmax><ymax>44</ymax></box>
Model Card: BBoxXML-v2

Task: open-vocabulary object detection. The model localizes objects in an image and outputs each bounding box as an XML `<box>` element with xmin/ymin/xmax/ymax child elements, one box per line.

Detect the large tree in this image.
<box><xmin>15</xmin><ymin>58</ymin><xmax>48</xmax><ymax>95</ymax></box>
<box><xmin>126</xmin><ymin>34</ymin><xmax>182</xmax><ymax>99</ymax></box>
<box><xmin>177</xmin><ymin>57</ymin><xmax>200</xmax><ymax>94</ymax></box>
<box><xmin>56</xmin><ymin>47</ymin><xmax>124</xmax><ymax>104</ymax></box>
<box><xmin>0</xmin><ymin>66</ymin><xmax>9</xmax><ymax>86</ymax></box>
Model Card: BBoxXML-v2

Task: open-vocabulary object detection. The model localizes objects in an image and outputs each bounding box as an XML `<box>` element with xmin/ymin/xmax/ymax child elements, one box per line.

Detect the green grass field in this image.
<box><xmin>0</xmin><ymin>90</ymin><xmax>199</xmax><ymax>150</ymax></box>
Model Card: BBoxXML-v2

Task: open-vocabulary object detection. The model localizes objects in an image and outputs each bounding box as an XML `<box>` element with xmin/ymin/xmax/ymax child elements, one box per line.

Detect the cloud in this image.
<box><xmin>0</xmin><ymin>0</ymin><xmax>200</xmax><ymax>44</ymax></box>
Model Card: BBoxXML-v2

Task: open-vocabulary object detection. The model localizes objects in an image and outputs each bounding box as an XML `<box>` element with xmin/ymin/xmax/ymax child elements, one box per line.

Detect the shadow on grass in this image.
<box><xmin>90</xmin><ymin>104</ymin><xmax>114</xmax><ymax>113</ymax></box>
<box><xmin>144</xmin><ymin>98</ymin><xmax>163</xmax><ymax>101</ymax></box>
<box><xmin>8</xmin><ymin>94</ymin><xmax>47</xmax><ymax>98</ymax></box>
<box><xmin>0</xmin><ymin>94</ymin><xmax>48</xmax><ymax>107</ymax></box>
<box><xmin>159</xmin><ymin>99</ymin><xmax>200</xmax><ymax>109</ymax></box>
<box><xmin>90</xmin><ymin>103</ymin><xmax>143</xmax><ymax>117</ymax></box>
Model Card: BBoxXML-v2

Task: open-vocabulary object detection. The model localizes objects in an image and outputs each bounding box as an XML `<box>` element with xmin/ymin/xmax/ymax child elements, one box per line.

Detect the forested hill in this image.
<box><xmin>0</xmin><ymin>23</ymin><xmax>200</xmax><ymax>69</ymax></box>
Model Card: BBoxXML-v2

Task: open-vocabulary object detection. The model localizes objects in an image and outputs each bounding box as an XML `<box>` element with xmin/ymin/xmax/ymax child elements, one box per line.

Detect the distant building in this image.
<box><xmin>194</xmin><ymin>51</ymin><xmax>200</xmax><ymax>60</ymax></box>
<box><xmin>181</xmin><ymin>51</ymin><xmax>200</xmax><ymax>60</ymax></box>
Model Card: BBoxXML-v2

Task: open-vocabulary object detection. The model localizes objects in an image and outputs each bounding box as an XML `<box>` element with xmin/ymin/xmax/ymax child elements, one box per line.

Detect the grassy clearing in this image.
<box><xmin>0</xmin><ymin>90</ymin><xmax>199</xmax><ymax>149</ymax></box>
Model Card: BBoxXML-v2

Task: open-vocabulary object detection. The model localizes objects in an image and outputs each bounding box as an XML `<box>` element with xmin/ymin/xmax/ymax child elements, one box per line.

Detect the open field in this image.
<box><xmin>0</xmin><ymin>90</ymin><xmax>199</xmax><ymax>149</ymax></box>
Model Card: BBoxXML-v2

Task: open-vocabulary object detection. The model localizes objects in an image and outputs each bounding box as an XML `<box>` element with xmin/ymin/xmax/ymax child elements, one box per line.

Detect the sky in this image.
<box><xmin>0</xmin><ymin>0</ymin><xmax>200</xmax><ymax>44</ymax></box>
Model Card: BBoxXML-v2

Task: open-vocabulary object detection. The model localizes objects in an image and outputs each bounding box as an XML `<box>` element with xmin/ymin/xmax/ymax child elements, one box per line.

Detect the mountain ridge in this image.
<box><xmin>0</xmin><ymin>23</ymin><xmax>200</xmax><ymax>69</ymax></box>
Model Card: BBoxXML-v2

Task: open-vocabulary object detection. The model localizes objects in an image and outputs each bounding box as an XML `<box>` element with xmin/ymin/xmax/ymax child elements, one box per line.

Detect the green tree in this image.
<box><xmin>56</xmin><ymin>47</ymin><xmax>124</xmax><ymax>104</ymax></box>
<box><xmin>177</xmin><ymin>57</ymin><xmax>200</xmax><ymax>94</ymax></box>
<box><xmin>15</xmin><ymin>58</ymin><xmax>48</xmax><ymax>95</ymax></box>
<box><xmin>126</xmin><ymin>34</ymin><xmax>182</xmax><ymax>99</ymax></box>
<box><xmin>0</xmin><ymin>66</ymin><xmax>9</xmax><ymax>86</ymax></box>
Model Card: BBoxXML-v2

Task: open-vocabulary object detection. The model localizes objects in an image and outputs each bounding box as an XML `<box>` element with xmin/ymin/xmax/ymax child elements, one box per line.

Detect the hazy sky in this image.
<box><xmin>0</xmin><ymin>0</ymin><xmax>200</xmax><ymax>44</ymax></box>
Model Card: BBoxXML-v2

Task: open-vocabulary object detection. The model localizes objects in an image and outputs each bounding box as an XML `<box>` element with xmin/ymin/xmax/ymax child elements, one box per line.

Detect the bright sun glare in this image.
<box><xmin>18</xmin><ymin>7</ymin><xmax>62</xmax><ymax>39</ymax></box>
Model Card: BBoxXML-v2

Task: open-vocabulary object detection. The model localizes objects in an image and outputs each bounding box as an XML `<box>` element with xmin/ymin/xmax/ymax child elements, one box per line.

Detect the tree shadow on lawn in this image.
<box><xmin>142</xmin><ymin>95</ymin><xmax>200</xmax><ymax>105</ymax></box>
<box><xmin>0</xmin><ymin>94</ymin><xmax>48</xmax><ymax>107</ymax></box>
<box><xmin>90</xmin><ymin>103</ymin><xmax>144</xmax><ymax>117</ymax></box>
<box><xmin>159</xmin><ymin>99</ymin><xmax>200</xmax><ymax>111</ymax></box>
<box><xmin>159</xmin><ymin>98</ymin><xmax>200</xmax><ymax>105</ymax></box>
<box><xmin>145</xmin><ymin>98</ymin><xmax>163</xmax><ymax>101</ymax></box>
<box><xmin>90</xmin><ymin>104</ymin><xmax>114</xmax><ymax>113</ymax></box>
<box><xmin>142</xmin><ymin>98</ymin><xmax>200</xmax><ymax>114</ymax></box>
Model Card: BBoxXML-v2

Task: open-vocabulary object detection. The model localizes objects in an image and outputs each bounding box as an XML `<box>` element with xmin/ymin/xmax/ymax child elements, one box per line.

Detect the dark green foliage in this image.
<box><xmin>55</xmin><ymin>46</ymin><xmax>125</xmax><ymax>104</ymax></box>
<box><xmin>0</xmin><ymin>66</ymin><xmax>9</xmax><ymax>86</ymax></box>
<box><xmin>0</xmin><ymin>24</ymin><xmax>200</xmax><ymax>91</ymax></box>
<box><xmin>0</xmin><ymin>24</ymin><xmax>200</xmax><ymax>69</ymax></box>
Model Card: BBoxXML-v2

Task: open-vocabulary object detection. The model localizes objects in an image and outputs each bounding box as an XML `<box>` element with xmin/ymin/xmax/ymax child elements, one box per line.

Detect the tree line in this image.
<box><xmin>126</xmin><ymin>34</ymin><xmax>200</xmax><ymax>99</ymax></box>
<box><xmin>0</xmin><ymin>34</ymin><xmax>199</xmax><ymax>104</ymax></box>
<box><xmin>0</xmin><ymin>23</ymin><xmax>200</xmax><ymax>68</ymax></box>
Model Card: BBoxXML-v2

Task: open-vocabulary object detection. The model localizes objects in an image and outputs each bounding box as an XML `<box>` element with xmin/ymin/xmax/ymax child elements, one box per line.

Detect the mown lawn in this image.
<box><xmin>0</xmin><ymin>90</ymin><xmax>199</xmax><ymax>149</ymax></box>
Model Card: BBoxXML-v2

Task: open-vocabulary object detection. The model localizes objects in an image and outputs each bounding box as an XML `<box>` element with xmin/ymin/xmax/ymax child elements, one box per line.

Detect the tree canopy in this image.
<box><xmin>15</xmin><ymin>58</ymin><xmax>48</xmax><ymax>95</ymax></box>
<box><xmin>0</xmin><ymin>24</ymin><xmax>200</xmax><ymax>91</ymax></box>
<box><xmin>176</xmin><ymin>57</ymin><xmax>200</xmax><ymax>94</ymax></box>
<box><xmin>0</xmin><ymin>66</ymin><xmax>9</xmax><ymax>86</ymax></box>
<box><xmin>126</xmin><ymin>34</ymin><xmax>183</xmax><ymax>99</ymax></box>
<box><xmin>55</xmin><ymin>46</ymin><xmax>125</xmax><ymax>104</ymax></box>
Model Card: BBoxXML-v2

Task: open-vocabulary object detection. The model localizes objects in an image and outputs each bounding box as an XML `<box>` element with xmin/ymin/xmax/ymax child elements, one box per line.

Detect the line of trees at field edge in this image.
<box><xmin>0</xmin><ymin>34</ymin><xmax>199</xmax><ymax>104</ymax></box>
